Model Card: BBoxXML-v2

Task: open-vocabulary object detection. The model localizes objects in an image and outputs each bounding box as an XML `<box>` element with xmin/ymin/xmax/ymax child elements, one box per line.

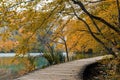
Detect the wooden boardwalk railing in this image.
<box><xmin>14</xmin><ymin>56</ymin><xmax>105</xmax><ymax>80</ymax></box>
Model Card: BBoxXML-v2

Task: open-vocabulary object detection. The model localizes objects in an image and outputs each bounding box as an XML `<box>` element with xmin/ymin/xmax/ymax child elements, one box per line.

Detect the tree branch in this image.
<box><xmin>71</xmin><ymin>0</ymin><xmax>120</xmax><ymax>35</ymax></box>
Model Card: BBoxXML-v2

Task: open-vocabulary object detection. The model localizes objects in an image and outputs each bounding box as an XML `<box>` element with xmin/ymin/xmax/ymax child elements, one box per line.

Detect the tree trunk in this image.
<box><xmin>64</xmin><ymin>40</ymin><xmax>69</xmax><ymax>61</ymax></box>
<box><xmin>46</xmin><ymin>43</ymin><xmax>54</xmax><ymax>60</ymax></box>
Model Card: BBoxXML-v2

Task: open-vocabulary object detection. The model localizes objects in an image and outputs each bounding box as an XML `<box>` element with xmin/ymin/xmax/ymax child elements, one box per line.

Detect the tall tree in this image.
<box><xmin>69</xmin><ymin>0</ymin><xmax>120</xmax><ymax>57</ymax></box>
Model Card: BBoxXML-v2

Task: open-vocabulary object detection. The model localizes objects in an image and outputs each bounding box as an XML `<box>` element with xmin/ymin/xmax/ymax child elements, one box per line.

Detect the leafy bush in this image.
<box><xmin>43</xmin><ymin>51</ymin><xmax>65</xmax><ymax>65</ymax></box>
<box><xmin>34</xmin><ymin>57</ymin><xmax>49</xmax><ymax>68</ymax></box>
<box><xmin>43</xmin><ymin>53</ymin><xmax>54</xmax><ymax>65</ymax></box>
<box><xmin>0</xmin><ymin>56</ymin><xmax>49</xmax><ymax>77</ymax></box>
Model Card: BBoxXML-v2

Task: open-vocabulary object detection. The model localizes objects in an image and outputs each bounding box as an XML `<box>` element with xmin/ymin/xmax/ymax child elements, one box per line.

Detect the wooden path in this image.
<box><xmin>14</xmin><ymin>56</ymin><xmax>105</xmax><ymax>80</ymax></box>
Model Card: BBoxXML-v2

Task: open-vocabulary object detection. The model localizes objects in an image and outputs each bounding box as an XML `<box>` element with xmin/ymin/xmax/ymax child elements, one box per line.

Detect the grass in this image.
<box><xmin>0</xmin><ymin>57</ymin><xmax>49</xmax><ymax>79</ymax></box>
<box><xmin>72</xmin><ymin>52</ymin><xmax>105</xmax><ymax>60</ymax></box>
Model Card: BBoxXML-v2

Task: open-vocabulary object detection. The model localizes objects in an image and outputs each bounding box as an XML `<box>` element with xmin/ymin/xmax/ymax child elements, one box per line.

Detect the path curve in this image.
<box><xmin>14</xmin><ymin>56</ymin><xmax>106</xmax><ymax>80</ymax></box>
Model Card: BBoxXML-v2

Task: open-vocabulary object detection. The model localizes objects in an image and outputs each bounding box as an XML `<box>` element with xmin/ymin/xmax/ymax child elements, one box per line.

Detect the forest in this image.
<box><xmin>0</xmin><ymin>0</ymin><xmax>120</xmax><ymax>79</ymax></box>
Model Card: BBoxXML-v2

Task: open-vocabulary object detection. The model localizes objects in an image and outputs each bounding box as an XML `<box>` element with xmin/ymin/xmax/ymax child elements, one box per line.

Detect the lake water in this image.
<box><xmin>0</xmin><ymin>53</ymin><xmax>43</xmax><ymax>57</ymax></box>
<box><xmin>0</xmin><ymin>52</ymin><xmax>67</xmax><ymax>57</ymax></box>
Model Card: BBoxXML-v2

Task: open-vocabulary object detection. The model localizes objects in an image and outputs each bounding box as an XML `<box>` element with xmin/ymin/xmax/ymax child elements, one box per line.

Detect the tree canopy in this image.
<box><xmin>0</xmin><ymin>0</ymin><xmax>120</xmax><ymax>59</ymax></box>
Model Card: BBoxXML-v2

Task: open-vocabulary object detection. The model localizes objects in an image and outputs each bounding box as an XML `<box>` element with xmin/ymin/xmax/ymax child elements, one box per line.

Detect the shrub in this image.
<box><xmin>43</xmin><ymin>51</ymin><xmax>65</xmax><ymax>65</ymax></box>
<box><xmin>43</xmin><ymin>53</ymin><xmax>54</xmax><ymax>65</ymax></box>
